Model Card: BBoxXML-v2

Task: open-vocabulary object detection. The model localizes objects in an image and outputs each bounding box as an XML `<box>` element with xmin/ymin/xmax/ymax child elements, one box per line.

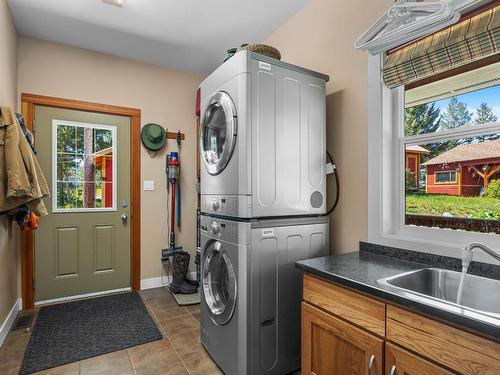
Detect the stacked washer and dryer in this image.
<box><xmin>199</xmin><ymin>51</ymin><xmax>329</xmax><ymax>375</ymax></box>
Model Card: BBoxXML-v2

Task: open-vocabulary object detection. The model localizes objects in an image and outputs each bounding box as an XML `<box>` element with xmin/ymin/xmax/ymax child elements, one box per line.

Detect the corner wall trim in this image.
<box><xmin>0</xmin><ymin>299</ymin><xmax>20</xmax><ymax>347</ymax></box>
<box><xmin>140</xmin><ymin>272</ymin><xmax>197</xmax><ymax>290</ymax></box>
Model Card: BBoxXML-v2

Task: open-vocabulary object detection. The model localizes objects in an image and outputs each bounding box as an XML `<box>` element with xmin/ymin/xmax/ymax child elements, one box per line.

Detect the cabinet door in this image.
<box><xmin>385</xmin><ymin>343</ymin><xmax>454</xmax><ymax>375</ymax></box>
<box><xmin>302</xmin><ymin>302</ymin><xmax>384</xmax><ymax>375</ymax></box>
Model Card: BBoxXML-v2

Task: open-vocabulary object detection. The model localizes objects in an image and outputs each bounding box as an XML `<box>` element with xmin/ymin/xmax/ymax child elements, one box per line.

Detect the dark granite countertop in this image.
<box><xmin>296</xmin><ymin>251</ymin><xmax>500</xmax><ymax>342</ymax></box>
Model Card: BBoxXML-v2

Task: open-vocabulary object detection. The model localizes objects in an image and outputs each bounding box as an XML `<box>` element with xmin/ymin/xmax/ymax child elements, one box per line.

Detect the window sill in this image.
<box><xmin>369</xmin><ymin>226</ymin><xmax>500</xmax><ymax>265</ymax></box>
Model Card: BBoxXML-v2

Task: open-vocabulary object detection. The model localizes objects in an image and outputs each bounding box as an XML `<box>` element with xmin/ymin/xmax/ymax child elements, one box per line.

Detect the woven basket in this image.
<box><xmin>238</xmin><ymin>44</ymin><xmax>281</xmax><ymax>60</ymax></box>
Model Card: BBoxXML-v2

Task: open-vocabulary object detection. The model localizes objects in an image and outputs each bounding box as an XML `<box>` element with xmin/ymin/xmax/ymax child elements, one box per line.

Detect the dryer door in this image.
<box><xmin>202</xmin><ymin>240</ymin><xmax>237</xmax><ymax>326</ymax></box>
<box><xmin>200</xmin><ymin>92</ymin><xmax>237</xmax><ymax>175</ymax></box>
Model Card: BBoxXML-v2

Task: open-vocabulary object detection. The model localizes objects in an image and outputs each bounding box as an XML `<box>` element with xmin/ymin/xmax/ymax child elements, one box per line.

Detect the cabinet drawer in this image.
<box><xmin>387</xmin><ymin>305</ymin><xmax>500</xmax><ymax>375</ymax></box>
<box><xmin>303</xmin><ymin>273</ymin><xmax>386</xmax><ymax>336</ymax></box>
<box><xmin>386</xmin><ymin>343</ymin><xmax>454</xmax><ymax>375</ymax></box>
<box><xmin>302</xmin><ymin>302</ymin><xmax>384</xmax><ymax>375</ymax></box>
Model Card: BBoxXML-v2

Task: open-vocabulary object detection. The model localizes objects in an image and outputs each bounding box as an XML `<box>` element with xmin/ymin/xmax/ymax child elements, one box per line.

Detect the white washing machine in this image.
<box><xmin>200</xmin><ymin>51</ymin><xmax>329</xmax><ymax>218</ymax></box>
<box><xmin>200</xmin><ymin>214</ymin><xmax>329</xmax><ymax>375</ymax></box>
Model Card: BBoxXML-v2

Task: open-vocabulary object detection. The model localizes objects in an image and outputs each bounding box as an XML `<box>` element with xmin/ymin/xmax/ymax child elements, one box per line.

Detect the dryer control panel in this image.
<box><xmin>200</xmin><ymin>195</ymin><xmax>251</xmax><ymax>218</ymax></box>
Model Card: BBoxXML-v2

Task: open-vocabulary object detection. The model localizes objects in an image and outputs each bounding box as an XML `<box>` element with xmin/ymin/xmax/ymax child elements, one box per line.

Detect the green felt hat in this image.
<box><xmin>141</xmin><ymin>123</ymin><xmax>166</xmax><ymax>151</ymax></box>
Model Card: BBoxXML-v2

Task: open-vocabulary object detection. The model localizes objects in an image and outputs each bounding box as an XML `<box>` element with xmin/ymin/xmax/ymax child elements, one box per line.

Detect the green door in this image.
<box><xmin>34</xmin><ymin>106</ymin><xmax>131</xmax><ymax>302</ymax></box>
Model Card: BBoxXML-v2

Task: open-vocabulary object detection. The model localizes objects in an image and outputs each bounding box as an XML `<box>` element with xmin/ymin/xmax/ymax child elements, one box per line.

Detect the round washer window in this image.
<box><xmin>202</xmin><ymin>241</ymin><xmax>237</xmax><ymax>326</ymax></box>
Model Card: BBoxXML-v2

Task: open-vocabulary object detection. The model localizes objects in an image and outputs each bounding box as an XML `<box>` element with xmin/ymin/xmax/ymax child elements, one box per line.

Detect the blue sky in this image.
<box><xmin>433</xmin><ymin>84</ymin><xmax>500</xmax><ymax>121</ymax></box>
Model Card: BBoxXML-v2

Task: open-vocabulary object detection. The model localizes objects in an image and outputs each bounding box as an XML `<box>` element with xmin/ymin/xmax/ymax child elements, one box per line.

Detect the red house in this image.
<box><xmin>93</xmin><ymin>147</ymin><xmax>113</xmax><ymax>208</ymax></box>
<box><xmin>422</xmin><ymin>139</ymin><xmax>500</xmax><ymax>196</ymax></box>
<box><xmin>405</xmin><ymin>145</ymin><xmax>429</xmax><ymax>191</ymax></box>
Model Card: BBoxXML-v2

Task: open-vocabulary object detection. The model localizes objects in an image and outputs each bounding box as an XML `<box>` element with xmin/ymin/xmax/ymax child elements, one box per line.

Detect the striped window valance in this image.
<box><xmin>383</xmin><ymin>4</ymin><xmax>499</xmax><ymax>89</ymax></box>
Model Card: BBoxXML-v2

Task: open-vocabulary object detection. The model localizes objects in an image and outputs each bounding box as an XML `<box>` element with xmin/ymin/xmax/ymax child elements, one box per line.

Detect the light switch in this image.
<box><xmin>143</xmin><ymin>180</ymin><xmax>155</xmax><ymax>191</ymax></box>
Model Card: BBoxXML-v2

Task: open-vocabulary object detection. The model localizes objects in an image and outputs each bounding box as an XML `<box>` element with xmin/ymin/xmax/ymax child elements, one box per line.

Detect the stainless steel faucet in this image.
<box><xmin>462</xmin><ymin>243</ymin><xmax>500</xmax><ymax>268</ymax></box>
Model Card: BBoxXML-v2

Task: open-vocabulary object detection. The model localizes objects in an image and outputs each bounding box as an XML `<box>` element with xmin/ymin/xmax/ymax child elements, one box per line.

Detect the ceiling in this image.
<box><xmin>8</xmin><ymin>0</ymin><xmax>308</xmax><ymax>75</ymax></box>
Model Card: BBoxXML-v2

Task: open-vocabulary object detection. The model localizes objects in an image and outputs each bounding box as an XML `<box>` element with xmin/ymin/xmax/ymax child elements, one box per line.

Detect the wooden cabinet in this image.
<box><xmin>303</xmin><ymin>273</ymin><xmax>386</xmax><ymax>337</ymax></box>
<box><xmin>387</xmin><ymin>305</ymin><xmax>500</xmax><ymax>375</ymax></box>
<box><xmin>302</xmin><ymin>302</ymin><xmax>383</xmax><ymax>375</ymax></box>
<box><xmin>301</xmin><ymin>273</ymin><xmax>500</xmax><ymax>375</ymax></box>
<box><xmin>385</xmin><ymin>343</ymin><xmax>454</xmax><ymax>375</ymax></box>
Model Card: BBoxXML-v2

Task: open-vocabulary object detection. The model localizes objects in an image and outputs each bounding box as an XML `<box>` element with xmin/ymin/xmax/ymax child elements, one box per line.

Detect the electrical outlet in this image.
<box><xmin>326</xmin><ymin>163</ymin><xmax>335</xmax><ymax>175</ymax></box>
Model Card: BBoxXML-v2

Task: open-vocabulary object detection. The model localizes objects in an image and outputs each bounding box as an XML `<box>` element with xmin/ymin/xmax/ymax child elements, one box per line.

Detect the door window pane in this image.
<box><xmin>53</xmin><ymin>120</ymin><xmax>116</xmax><ymax>211</ymax></box>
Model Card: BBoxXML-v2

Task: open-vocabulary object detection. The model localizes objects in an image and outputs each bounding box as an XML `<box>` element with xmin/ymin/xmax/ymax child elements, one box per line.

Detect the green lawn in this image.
<box><xmin>406</xmin><ymin>193</ymin><xmax>500</xmax><ymax>220</ymax></box>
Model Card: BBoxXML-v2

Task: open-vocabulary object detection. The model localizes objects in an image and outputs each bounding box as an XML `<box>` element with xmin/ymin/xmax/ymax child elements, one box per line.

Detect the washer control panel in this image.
<box><xmin>200</xmin><ymin>215</ymin><xmax>238</xmax><ymax>243</ymax></box>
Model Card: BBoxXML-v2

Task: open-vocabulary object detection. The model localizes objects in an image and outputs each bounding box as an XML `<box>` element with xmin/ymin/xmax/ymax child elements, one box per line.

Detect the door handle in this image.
<box><xmin>121</xmin><ymin>214</ymin><xmax>128</xmax><ymax>223</ymax></box>
<box><xmin>389</xmin><ymin>365</ymin><xmax>396</xmax><ymax>375</ymax></box>
<box><xmin>367</xmin><ymin>354</ymin><xmax>375</xmax><ymax>375</ymax></box>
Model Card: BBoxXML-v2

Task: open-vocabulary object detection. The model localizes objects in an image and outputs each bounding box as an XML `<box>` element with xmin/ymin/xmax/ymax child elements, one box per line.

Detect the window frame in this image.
<box><xmin>434</xmin><ymin>171</ymin><xmax>458</xmax><ymax>185</ymax></box>
<box><xmin>368</xmin><ymin>53</ymin><xmax>500</xmax><ymax>265</ymax></box>
<box><xmin>51</xmin><ymin>119</ymin><xmax>118</xmax><ymax>213</ymax></box>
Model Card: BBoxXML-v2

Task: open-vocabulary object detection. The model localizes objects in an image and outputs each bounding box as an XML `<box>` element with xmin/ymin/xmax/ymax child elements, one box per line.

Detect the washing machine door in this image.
<box><xmin>202</xmin><ymin>240</ymin><xmax>237</xmax><ymax>326</ymax></box>
<box><xmin>200</xmin><ymin>92</ymin><xmax>237</xmax><ymax>175</ymax></box>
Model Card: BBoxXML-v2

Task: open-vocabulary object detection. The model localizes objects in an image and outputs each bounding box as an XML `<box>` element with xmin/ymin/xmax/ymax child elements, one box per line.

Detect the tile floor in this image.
<box><xmin>0</xmin><ymin>288</ymin><xmax>222</xmax><ymax>375</ymax></box>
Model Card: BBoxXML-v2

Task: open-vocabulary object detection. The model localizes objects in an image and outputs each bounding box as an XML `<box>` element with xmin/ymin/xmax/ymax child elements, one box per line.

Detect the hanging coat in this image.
<box><xmin>0</xmin><ymin>107</ymin><xmax>49</xmax><ymax>216</ymax></box>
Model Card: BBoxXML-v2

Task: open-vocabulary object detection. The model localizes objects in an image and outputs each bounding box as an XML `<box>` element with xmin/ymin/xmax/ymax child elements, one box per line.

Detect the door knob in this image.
<box><xmin>121</xmin><ymin>214</ymin><xmax>128</xmax><ymax>223</ymax></box>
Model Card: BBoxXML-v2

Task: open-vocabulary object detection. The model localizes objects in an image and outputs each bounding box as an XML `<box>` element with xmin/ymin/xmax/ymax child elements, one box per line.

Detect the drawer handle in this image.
<box><xmin>389</xmin><ymin>365</ymin><xmax>396</xmax><ymax>375</ymax></box>
<box><xmin>367</xmin><ymin>354</ymin><xmax>375</xmax><ymax>375</ymax></box>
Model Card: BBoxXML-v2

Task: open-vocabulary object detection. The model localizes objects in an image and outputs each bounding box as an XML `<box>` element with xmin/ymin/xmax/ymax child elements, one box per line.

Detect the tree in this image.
<box><xmin>56</xmin><ymin>125</ymin><xmax>84</xmax><ymax>209</ymax></box>
<box><xmin>472</xmin><ymin>102</ymin><xmax>499</xmax><ymax>142</ymax></box>
<box><xmin>431</xmin><ymin>97</ymin><xmax>473</xmax><ymax>151</ymax></box>
<box><xmin>404</xmin><ymin>103</ymin><xmax>441</xmax><ymax>136</ymax></box>
<box><xmin>83</xmin><ymin>127</ymin><xmax>95</xmax><ymax>208</ymax></box>
<box><xmin>475</xmin><ymin>102</ymin><xmax>498</xmax><ymax>124</ymax></box>
<box><xmin>440</xmin><ymin>97</ymin><xmax>472</xmax><ymax>131</ymax></box>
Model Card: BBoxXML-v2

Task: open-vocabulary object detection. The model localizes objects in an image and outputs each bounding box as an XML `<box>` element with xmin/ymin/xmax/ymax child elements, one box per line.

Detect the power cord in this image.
<box><xmin>325</xmin><ymin>150</ymin><xmax>340</xmax><ymax>216</ymax></box>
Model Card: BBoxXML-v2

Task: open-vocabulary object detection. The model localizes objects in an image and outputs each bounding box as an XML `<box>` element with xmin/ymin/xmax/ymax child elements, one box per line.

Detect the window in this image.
<box><xmin>402</xmin><ymin>66</ymin><xmax>500</xmax><ymax>234</ymax></box>
<box><xmin>435</xmin><ymin>171</ymin><xmax>457</xmax><ymax>184</ymax></box>
<box><xmin>52</xmin><ymin>120</ymin><xmax>117</xmax><ymax>212</ymax></box>
<box><xmin>368</xmin><ymin>0</ymin><xmax>499</xmax><ymax>262</ymax></box>
<box><xmin>368</xmin><ymin>58</ymin><xmax>500</xmax><ymax>260</ymax></box>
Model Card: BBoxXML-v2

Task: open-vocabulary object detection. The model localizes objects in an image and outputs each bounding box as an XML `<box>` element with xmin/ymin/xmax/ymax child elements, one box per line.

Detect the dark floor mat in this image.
<box><xmin>19</xmin><ymin>292</ymin><xmax>162</xmax><ymax>375</ymax></box>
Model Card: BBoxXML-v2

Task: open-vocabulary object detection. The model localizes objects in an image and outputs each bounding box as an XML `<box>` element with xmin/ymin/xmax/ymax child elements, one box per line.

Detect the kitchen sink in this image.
<box><xmin>377</xmin><ymin>268</ymin><xmax>500</xmax><ymax>317</ymax></box>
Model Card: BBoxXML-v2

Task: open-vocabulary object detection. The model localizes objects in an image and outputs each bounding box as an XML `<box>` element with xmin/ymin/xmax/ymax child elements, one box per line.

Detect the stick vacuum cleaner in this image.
<box><xmin>161</xmin><ymin>151</ymin><xmax>198</xmax><ymax>294</ymax></box>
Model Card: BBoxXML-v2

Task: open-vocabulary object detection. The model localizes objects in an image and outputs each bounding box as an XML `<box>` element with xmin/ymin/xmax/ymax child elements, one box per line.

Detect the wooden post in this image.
<box><xmin>458</xmin><ymin>164</ymin><xmax>462</xmax><ymax>196</ymax></box>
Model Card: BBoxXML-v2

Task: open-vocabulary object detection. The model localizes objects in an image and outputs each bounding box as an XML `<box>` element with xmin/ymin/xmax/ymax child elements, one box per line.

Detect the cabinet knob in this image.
<box><xmin>367</xmin><ymin>354</ymin><xmax>375</xmax><ymax>375</ymax></box>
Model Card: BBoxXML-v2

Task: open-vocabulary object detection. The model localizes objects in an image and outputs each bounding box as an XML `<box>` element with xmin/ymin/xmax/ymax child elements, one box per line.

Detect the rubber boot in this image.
<box><xmin>169</xmin><ymin>251</ymin><xmax>198</xmax><ymax>294</ymax></box>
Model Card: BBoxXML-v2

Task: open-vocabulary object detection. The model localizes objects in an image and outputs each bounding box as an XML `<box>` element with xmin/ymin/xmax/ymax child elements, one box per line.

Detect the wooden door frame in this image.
<box><xmin>20</xmin><ymin>93</ymin><xmax>141</xmax><ymax>310</ymax></box>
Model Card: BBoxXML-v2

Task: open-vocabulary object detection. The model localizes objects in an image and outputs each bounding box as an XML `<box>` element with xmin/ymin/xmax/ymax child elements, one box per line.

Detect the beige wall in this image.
<box><xmin>0</xmin><ymin>0</ymin><xmax>20</xmax><ymax>326</ymax></box>
<box><xmin>264</xmin><ymin>0</ymin><xmax>393</xmax><ymax>253</ymax></box>
<box><xmin>17</xmin><ymin>37</ymin><xmax>204</xmax><ymax>281</ymax></box>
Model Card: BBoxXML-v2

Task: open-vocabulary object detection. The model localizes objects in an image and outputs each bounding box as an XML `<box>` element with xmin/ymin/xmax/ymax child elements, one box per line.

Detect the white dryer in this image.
<box><xmin>200</xmin><ymin>51</ymin><xmax>329</xmax><ymax>218</ymax></box>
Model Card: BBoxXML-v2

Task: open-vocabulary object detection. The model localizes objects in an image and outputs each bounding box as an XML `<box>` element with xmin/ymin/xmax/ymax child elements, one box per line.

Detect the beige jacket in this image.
<box><xmin>0</xmin><ymin>107</ymin><xmax>49</xmax><ymax>216</ymax></box>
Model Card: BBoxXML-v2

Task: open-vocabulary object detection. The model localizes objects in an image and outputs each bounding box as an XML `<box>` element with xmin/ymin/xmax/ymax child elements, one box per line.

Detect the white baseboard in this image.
<box><xmin>141</xmin><ymin>271</ymin><xmax>197</xmax><ymax>290</ymax></box>
<box><xmin>0</xmin><ymin>299</ymin><xmax>21</xmax><ymax>347</ymax></box>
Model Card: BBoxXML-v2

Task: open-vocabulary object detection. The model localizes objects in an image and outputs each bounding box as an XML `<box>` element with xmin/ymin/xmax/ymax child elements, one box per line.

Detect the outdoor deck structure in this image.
<box><xmin>422</xmin><ymin>139</ymin><xmax>500</xmax><ymax>196</ymax></box>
